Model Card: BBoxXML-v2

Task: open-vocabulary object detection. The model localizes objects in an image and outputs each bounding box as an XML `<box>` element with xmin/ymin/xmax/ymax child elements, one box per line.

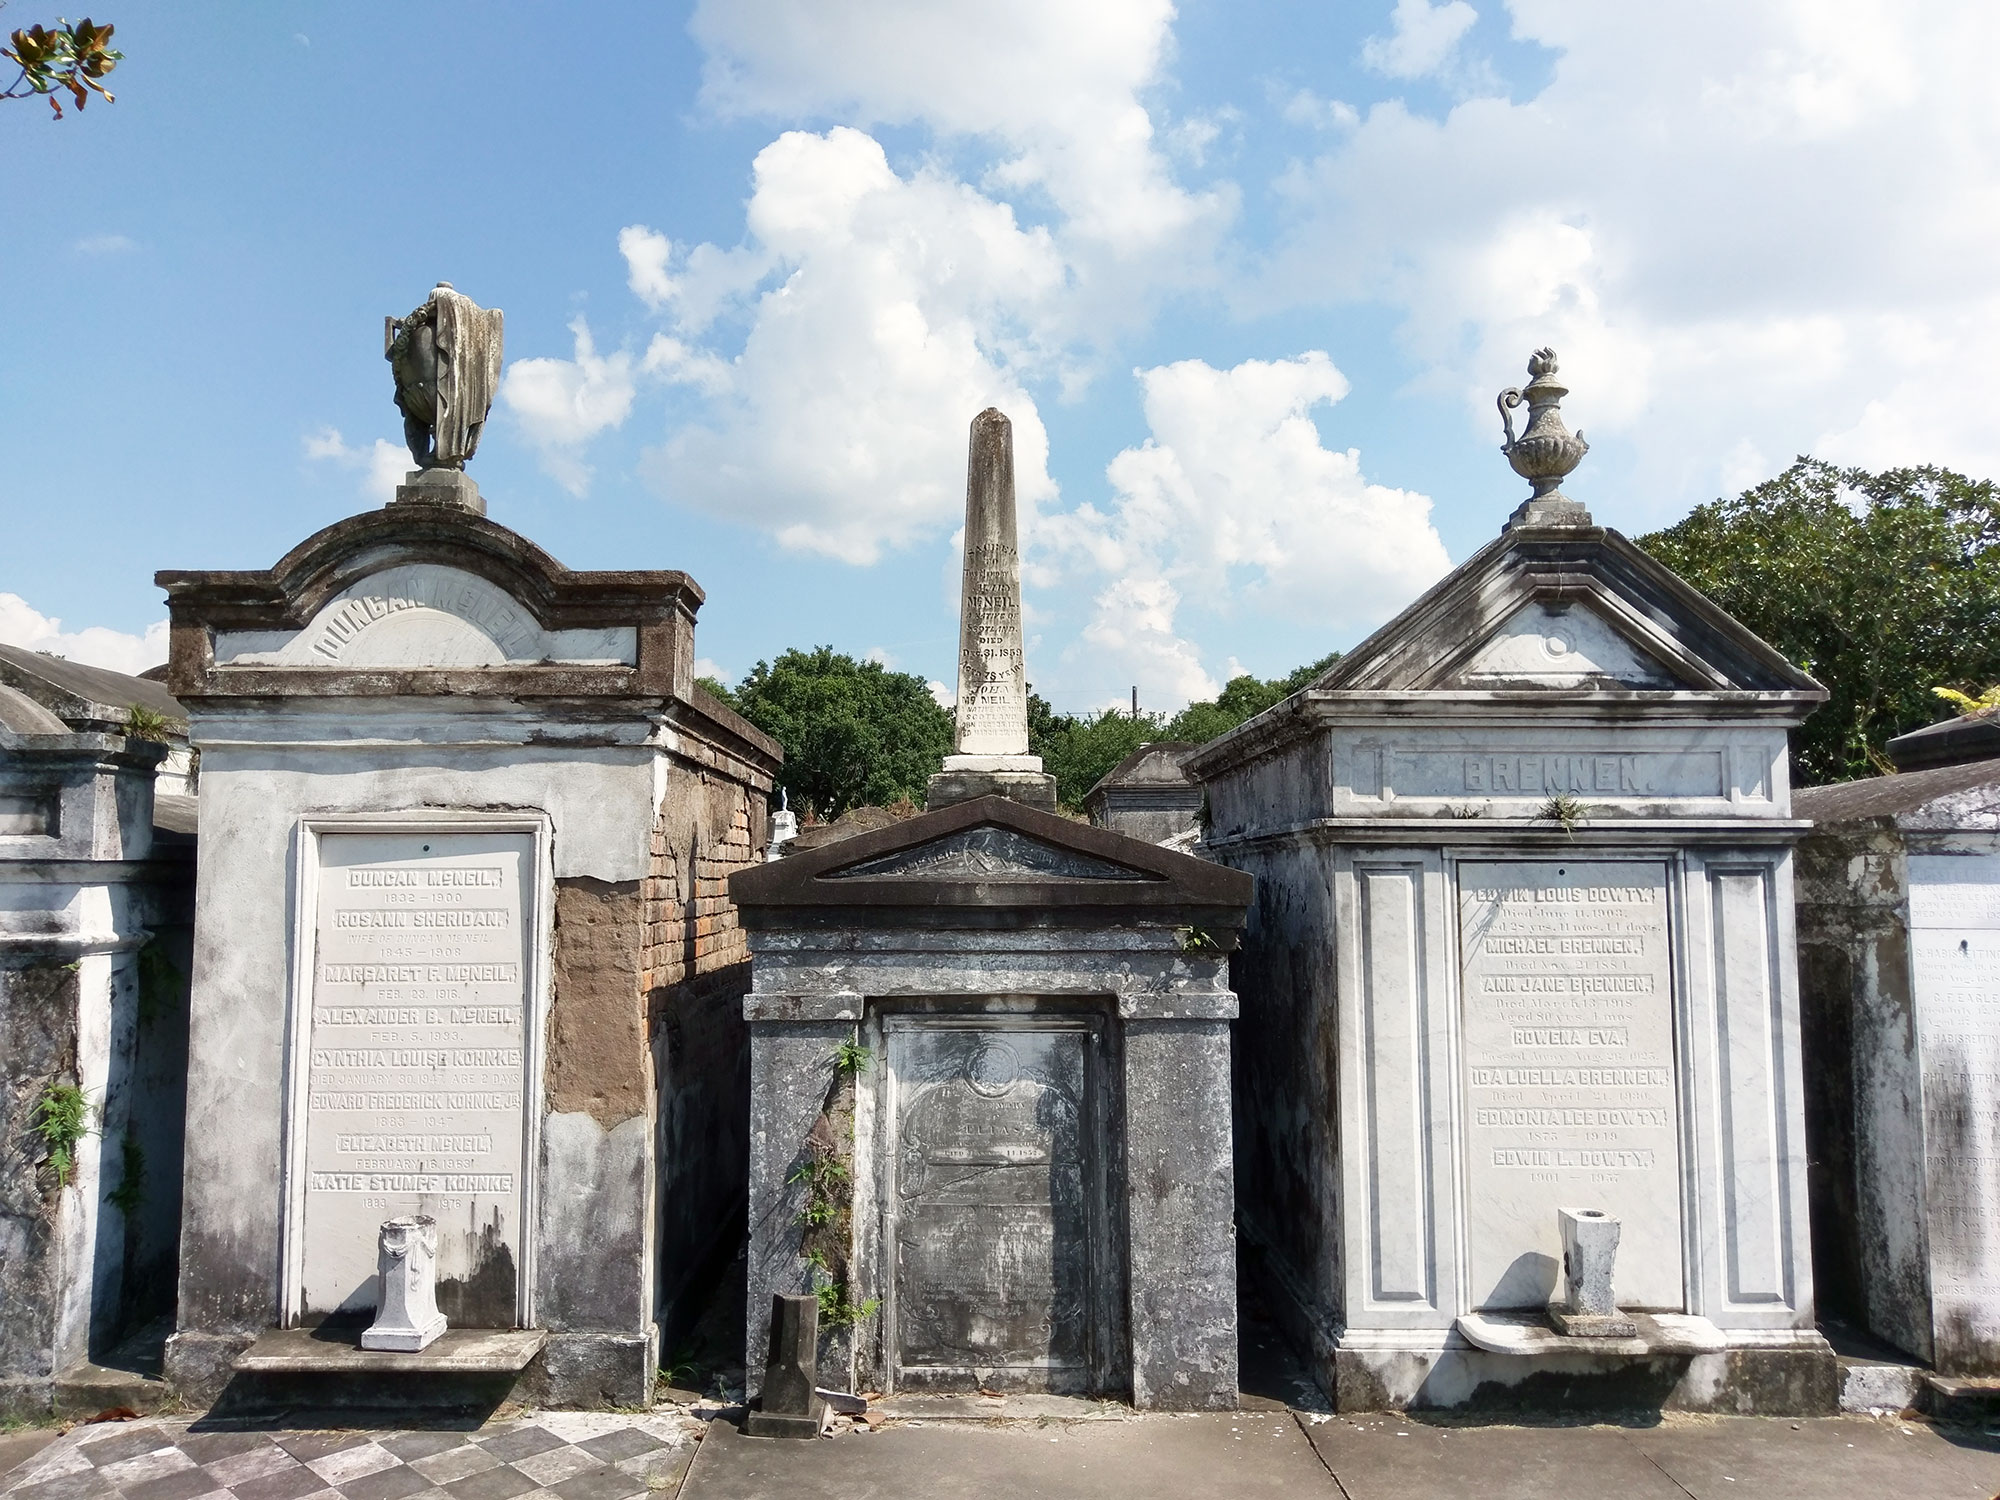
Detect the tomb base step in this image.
<box><xmin>1457</xmin><ymin>1311</ymin><xmax>1727</xmax><ymax>1357</ymax></box>
<box><xmin>1329</xmin><ymin>1328</ymin><xmax>1838</xmax><ymax>1416</ymax></box>
<box><xmin>872</xmin><ymin>1393</ymin><xmax>1131</xmax><ymax>1422</ymax></box>
<box><xmin>197</xmin><ymin>1328</ymin><xmax>550</xmax><ymax>1419</ymax></box>
<box><xmin>1923</xmin><ymin>1375</ymin><xmax>2000</xmax><ymax>1426</ymax></box>
<box><xmin>53</xmin><ymin>1362</ymin><xmax>172</xmax><ymax>1418</ymax></box>
<box><xmin>233</xmin><ymin>1326</ymin><xmax>547</xmax><ymax>1374</ymax></box>
<box><xmin>1837</xmin><ymin>1357</ymin><xmax>1929</xmax><ymax>1414</ymax></box>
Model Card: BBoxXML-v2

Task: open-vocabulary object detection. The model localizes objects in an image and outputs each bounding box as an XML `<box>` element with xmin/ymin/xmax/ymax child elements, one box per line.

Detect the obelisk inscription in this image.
<box><xmin>928</xmin><ymin>409</ymin><xmax>1057</xmax><ymax>810</ymax></box>
<box><xmin>951</xmin><ymin>409</ymin><xmax>1031</xmax><ymax>761</ymax></box>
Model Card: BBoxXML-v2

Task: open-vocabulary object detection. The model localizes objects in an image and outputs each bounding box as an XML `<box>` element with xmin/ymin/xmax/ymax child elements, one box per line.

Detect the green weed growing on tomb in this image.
<box><xmin>33</xmin><ymin>1082</ymin><xmax>93</xmax><ymax>1188</ymax></box>
<box><xmin>1537</xmin><ymin>793</ymin><xmax>1587</xmax><ymax>837</ymax></box>
<box><xmin>1177</xmin><ymin>926</ymin><xmax>1225</xmax><ymax>957</ymax></box>
<box><xmin>122</xmin><ymin>703</ymin><xmax>178</xmax><ymax>743</ymax></box>
<box><xmin>105</xmin><ymin>1131</ymin><xmax>143</xmax><ymax>1216</ymax></box>
<box><xmin>789</xmin><ymin>1152</ymin><xmax>849</xmax><ymax>1229</ymax></box>
<box><xmin>804</xmin><ymin>1249</ymin><xmax>879</xmax><ymax>1332</ymax></box>
<box><xmin>830</xmin><ymin>1038</ymin><xmax>872</xmax><ymax>1076</ymax></box>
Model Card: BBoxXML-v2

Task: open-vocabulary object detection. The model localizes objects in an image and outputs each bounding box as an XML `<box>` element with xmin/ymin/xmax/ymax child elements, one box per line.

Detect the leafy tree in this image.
<box><xmin>1162</xmin><ymin>652</ymin><xmax>1343</xmax><ymax>744</ymax></box>
<box><xmin>1027</xmin><ymin>652</ymin><xmax>1344</xmax><ymax>810</ymax></box>
<box><xmin>1935</xmin><ymin>684</ymin><xmax>2000</xmax><ymax>715</ymax></box>
<box><xmin>3</xmin><ymin>17</ymin><xmax>118</xmax><ymax>116</ymax></box>
<box><xmin>1638</xmin><ymin>459</ymin><xmax>2000</xmax><ymax>783</ymax></box>
<box><xmin>1040</xmin><ymin>708</ymin><xmax>1161</xmax><ymax>810</ymax></box>
<box><xmin>727</xmin><ymin>647</ymin><xmax>953</xmax><ymax>819</ymax></box>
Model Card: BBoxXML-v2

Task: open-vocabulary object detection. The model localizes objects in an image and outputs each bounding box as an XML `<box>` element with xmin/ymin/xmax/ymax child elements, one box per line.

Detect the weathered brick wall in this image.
<box><xmin>644</xmin><ymin>769</ymin><xmax>765</xmax><ymax>1348</ymax></box>
<box><xmin>641</xmin><ymin>785</ymin><xmax>757</xmax><ymax>989</ymax></box>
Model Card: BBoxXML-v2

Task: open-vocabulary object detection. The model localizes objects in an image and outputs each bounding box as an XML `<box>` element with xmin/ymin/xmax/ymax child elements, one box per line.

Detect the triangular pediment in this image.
<box><xmin>1310</xmin><ymin>526</ymin><xmax>1824</xmax><ymax>697</ymax></box>
<box><xmin>729</xmin><ymin>794</ymin><xmax>1252</xmax><ymax>920</ymax></box>
<box><xmin>1442</xmin><ymin>599</ymin><xmax>1687</xmax><ymax>689</ymax></box>
<box><xmin>827</xmin><ymin>825</ymin><xmax>1151</xmax><ymax>882</ymax></box>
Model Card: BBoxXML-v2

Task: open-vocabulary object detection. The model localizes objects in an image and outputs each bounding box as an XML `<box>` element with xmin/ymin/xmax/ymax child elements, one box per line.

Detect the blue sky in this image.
<box><xmin>7</xmin><ymin>1</ymin><xmax>1996</xmax><ymax>712</ymax></box>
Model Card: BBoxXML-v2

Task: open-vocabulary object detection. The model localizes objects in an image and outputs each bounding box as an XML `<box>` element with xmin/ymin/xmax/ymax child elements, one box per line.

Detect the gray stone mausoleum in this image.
<box><xmin>732</xmin><ymin>411</ymin><xmax>1254</xmax><ymax>1411</ymax></box>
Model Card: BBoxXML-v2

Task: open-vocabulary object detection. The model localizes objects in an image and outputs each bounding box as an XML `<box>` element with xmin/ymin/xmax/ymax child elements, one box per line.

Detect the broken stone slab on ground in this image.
<box><xmin>745</xmin><ymin>1294</ymin><xmax>827</xmax><ymax>1439</ymax></box>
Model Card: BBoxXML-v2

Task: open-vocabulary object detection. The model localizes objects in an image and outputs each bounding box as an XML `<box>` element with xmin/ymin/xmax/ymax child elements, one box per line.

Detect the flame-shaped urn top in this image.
<box><xmin>1497</xmin><ymin>348</ymin><xmax>1592</xmax><ymax>530</ymax></box>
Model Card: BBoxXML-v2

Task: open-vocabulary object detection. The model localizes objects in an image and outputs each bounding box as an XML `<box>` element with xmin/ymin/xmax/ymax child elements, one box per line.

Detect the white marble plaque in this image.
<box><xmin>1459</xmin><ymin>859</ymin><xmax>1685</xmax><ymax>1310</ymax></box>
<box><xmin>296</xmin><ymin>832</ymin><xmax>533</xmax><ymax>1325</ymax></box>
<box><xmin>1910</xmin><ymin>853</ymin><xmax>2000</xmax><ymax>1370</ymax></box>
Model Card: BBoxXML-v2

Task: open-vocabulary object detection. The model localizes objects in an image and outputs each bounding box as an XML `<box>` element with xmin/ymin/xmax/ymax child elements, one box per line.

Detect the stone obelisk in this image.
<box><xmin>926</xmin><ymin>408</ymin><xmax>1058</xmax><ymax>812</ymax></box>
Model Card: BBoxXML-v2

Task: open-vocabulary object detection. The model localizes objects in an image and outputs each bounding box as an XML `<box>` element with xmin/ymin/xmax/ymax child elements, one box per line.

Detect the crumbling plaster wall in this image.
<box><xmin>1794</xmin><ymin>824</ymin><xmax>1931</xmax><ymax>1362</ymax></box>
<box><xmin>1219</xmin><ymin>837</ymin><xmax>1342</xmax><ymax>1354</ymax></box>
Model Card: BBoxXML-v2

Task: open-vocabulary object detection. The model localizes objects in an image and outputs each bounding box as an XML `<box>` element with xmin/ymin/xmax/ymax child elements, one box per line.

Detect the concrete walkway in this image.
<box><xmin>7</xmin><ymin>1407</ymin><xmax>1999</xmax><ymax>1500</ymax></box>
<box><xmin>680</xmin><ymin>1408</ymin><xmax>2000</xmax><ymax>1500</ymax></box>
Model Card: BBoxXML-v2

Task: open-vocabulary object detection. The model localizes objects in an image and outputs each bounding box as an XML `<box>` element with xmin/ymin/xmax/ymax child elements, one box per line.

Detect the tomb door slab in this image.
<box><xmin>882</xmin><ymin>1012</ymin><xmax>1104</xmax><ymax>1395</ymax></box>
<box><xmin>1457</xmin><ymin>858</ymin><xmax>1686</xmax><ymax>1312</ymax></box>
<box><xmin>286</xmin><ymin>825</ymin><xmax>541</xmax><ymax>1328</ymax></box>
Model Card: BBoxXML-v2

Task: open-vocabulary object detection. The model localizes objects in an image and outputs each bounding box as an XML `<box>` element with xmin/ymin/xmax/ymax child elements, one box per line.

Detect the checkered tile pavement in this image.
<box><xmin>2</xmin><ymin>1414</ymin><xmax>702</xmax><ymax>1500</ymax></box>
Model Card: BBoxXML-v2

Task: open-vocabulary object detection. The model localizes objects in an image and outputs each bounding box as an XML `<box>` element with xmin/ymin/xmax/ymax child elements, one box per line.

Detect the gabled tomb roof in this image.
<box><xmin>1188</xmin><ymin>518</ymin><xmax>1826</xmax><ymax>778</ymax></box>
<box><xmin>731</xmin><ymin>793</ymin><xmax>1250</xmax><ymax>929</ymax></box>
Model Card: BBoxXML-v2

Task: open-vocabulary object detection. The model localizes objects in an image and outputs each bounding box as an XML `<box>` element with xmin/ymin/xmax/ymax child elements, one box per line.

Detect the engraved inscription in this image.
<box><xmin>1357</xmin><ymin>745</ymin><xmax>1728</xmax><ymax>801</ymax></box>
<box><xmin>956</xmin><ymin>540</ymin><xmax>1026</xmax><ymax>751</ymax></box>
<box><xmin>1460</xmin><ymin>860</ymin><xmax>1685</xmax><ymax>1310</ymax></box>
<box><xmin>890</xmin><ymin>1025</ymin><xmax>1092</xmax><ymax>1391</ymax></box>
<box><xmin>309</xmin><ymin>571</ymin><xmax>538</xmax><ymax>662</ymax></box>
<box><xmin>1910</xmin><ymin>854</ymin><xmax>2000</xmax><ymax>1368</ymax></box>
<box><xmin>298</xmin><ymin>832</ymin><xmax>532</xmax><ymax>1326</ymax></box>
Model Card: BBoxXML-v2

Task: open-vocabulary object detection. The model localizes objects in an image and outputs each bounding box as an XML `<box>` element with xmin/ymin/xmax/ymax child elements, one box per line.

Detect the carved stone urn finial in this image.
<box><xmin>1498</xmin><ymin>347</ymin><xmax>1593</xmax><ymax>530</ymax></box>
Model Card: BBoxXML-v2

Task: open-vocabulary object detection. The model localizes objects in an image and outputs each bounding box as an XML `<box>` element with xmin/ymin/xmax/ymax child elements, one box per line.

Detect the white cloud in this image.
<box><xmin>0</xmin><ymin>594</ymin><xmax>168</xmax><ymax>677</ymax></box>
<box><xmin>1279</xmin><ymin>88</ymin><xmax>1359</xmax><ymax>131</ymax></box>
<box><xmin>1040</xmin><ymin>352</ymin><xmax>1450</xmax><ymax>710</ymax></box>
<box><xmin>640</xmin><ymin>128</ymin><xmax>1065</xmax><ymax>563</ymax></box>
<box><xmin>74</xmin><ymin>233</ymin><xmax>136</xmax><ymax>255</ymax></box>
<box><xmin>688</xmin><ymin>0</ymin><xmax>1228</xmax><ymax>266</ymax></box>
<box><xmin>927</xmin><ymin>680</ymin><xmax>954</xmax><ymax>708</ymax></box>
<box><xmin>1272</xmin><ymin>1</ymin><xmax>2000</xmax><ymax>521</ymax></box>
<box><xmin>302</xmin><ymin>426</ymin><xmax>405</xmax><ymax>502</ymax></box>
<box><xmin>500</xmin><ymin>319</ymin><xmax>644</xmax><ymax>496</ymax></box>
<box><xmin>864</xmin><ymin>646</ymin><xmax>897</xmax><ymax>668</ymax></box>
<box><xmin>693</xmin><ymin>656</ymin><xmax>730</xmax><ymax>684</ymax></box>
<box><xmin>619</xmin><ymin>225</ymin><xmax>676</xmax><ymax>311</ymax></box>
<box><xmin>511</xmin><ymin>6</ymin><xmax>1236</xmax><ymax>555</ymax></box>
<box><xmin>1362</xmin><ymin>0</ymin><xmax>1478</xmax><ymax>80</ymax></box>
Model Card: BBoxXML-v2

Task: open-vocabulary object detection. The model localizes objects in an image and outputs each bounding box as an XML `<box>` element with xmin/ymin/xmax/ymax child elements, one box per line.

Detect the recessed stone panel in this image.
<box><xmin>1910</xmin><ymin>853</ymin><xmax>2000</xmax><ymax>1371</ymax></box>
<box><xmin>886</xmin><ymin>1019</ymin><xmax>1094</xmax><ymax>1391</ymax></box>
<box><xmin>1459</xmin><ymin>859</ymin><xmax>1684</xmax><ymax>1311</ymax></box>
<box><xmin>296</xmin><ymin>831</ymin><xmax>534</xmax><ymax>1326</ymax></box>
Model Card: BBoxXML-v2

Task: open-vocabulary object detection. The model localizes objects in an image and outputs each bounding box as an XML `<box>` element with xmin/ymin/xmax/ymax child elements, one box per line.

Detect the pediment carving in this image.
<box><xmin>827</xmin><ymin>825</ymin><xmax>1151</xmax><ymax>882</ymax></box>
<box><xmin>1441</xmin><ymin>601</ymin><xmax>1685</xmax><ymax>690</ymax></box>
<box><xmin>214</xmin><ymin>564</ymin><xmax>637</xmax><ymax>670</ymax></box>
